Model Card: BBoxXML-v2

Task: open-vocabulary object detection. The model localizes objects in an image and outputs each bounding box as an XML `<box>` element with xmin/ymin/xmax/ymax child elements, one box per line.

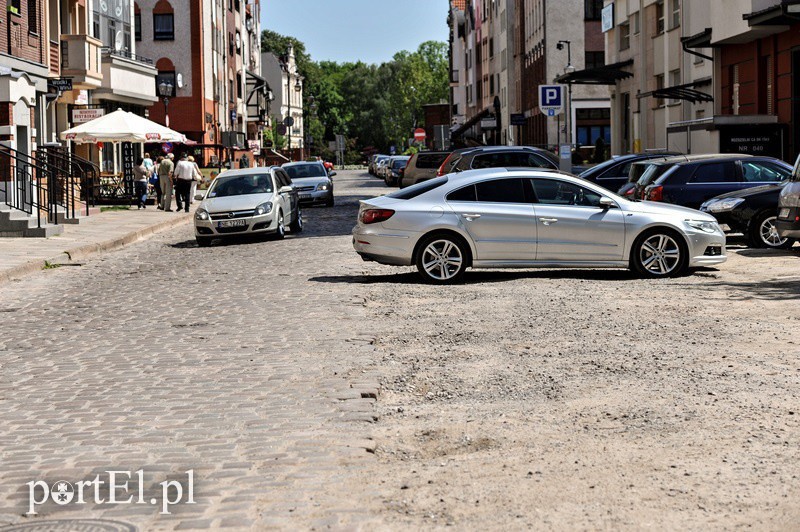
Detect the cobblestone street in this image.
<box><xmin>1</xmin><ymin>171</ymin><xmax>799</xmax><ymax>530</ymax></box>
<box><xmin>0</xmin><ymin>172</ymin><xmax>390</xmax><ymax>530</ymax></box>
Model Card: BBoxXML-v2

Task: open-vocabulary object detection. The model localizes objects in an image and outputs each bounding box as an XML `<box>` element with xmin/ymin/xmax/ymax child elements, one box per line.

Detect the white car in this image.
<box><xmin>194</xmin><ymin>167</ymin><xmax>302</xmax><ymax>247</ymax></box>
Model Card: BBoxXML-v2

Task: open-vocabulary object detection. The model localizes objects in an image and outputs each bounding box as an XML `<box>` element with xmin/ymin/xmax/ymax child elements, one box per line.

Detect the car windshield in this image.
<box><xmin>392</xmin><ymin>159</ymin><xmax>409</xmax><ymax>169</ymax></box>
<box><xmin>793</xmin><ymin>154</ymin><xmax>800</xmax><ymax>182</ymax></box>
<box><xmin>208</xmin><ymin>174</ymin><xmax>273</xmax><ymax>198</ymax></box>
<box><xmin>284</xmin><ymin>164</ymin><xmax>327</xmax><ymax>179</ymax></box>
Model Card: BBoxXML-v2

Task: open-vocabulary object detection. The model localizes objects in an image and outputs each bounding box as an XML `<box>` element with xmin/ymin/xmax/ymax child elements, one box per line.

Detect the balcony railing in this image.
<box><xmin>101</xmin><ymin>47</ymin><xmax>153</xmax><ymax>65</ymax></box>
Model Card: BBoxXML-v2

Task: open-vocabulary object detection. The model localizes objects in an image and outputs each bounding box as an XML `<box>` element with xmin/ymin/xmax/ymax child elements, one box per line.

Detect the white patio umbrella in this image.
<box><xmin>60</xmin><ymin>109</ymin><xmax>187</xmax><ymax>144</ymax></box>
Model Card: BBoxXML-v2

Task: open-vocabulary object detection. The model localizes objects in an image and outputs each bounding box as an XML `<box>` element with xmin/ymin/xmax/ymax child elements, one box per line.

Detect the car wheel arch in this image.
<box><xmin>412</xmin><ymin>228</ymin><xmax>475</xmax><ymax>268</ymax></box>
<box><xmin>625</xmin><ymin>223</ymin><xmax>691</xmax><ymax>261</ymax></box>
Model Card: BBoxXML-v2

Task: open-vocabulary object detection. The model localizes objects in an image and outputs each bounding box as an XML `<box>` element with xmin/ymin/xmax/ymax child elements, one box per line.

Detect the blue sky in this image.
<box><xmin>261</xmin><ymin>0</ymin><xmax>450</xmax><ymax>65</ymax></box>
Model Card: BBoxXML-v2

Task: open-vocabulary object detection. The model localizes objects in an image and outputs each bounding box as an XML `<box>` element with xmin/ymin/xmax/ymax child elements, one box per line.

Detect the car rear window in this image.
<box><xmin>386</xmin><ymin>177</ymin><xmax>449</xmax><ymax>199</ymax></box>
<box><xmin>415</xmin><ymin>153</ymin><xmax>450</xmax><ymax>169</ymax></box>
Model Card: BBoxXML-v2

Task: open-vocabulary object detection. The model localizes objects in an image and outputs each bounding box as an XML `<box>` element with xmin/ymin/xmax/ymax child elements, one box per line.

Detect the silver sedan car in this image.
<box><xmin>352</xmin><ymin>169</ymin><xmax>727</xmax><ymax>283</ymax></box>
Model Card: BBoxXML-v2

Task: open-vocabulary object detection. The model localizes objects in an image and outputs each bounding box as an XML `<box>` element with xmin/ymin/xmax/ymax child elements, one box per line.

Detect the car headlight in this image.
<box><xmin>706</xmin><ymin>198</ymin><xmax>744</xmax><ymax>213</ymax></box>
<box><xmin>195</xmin><ymin>209</ymin><xmax>209</xmax><ymax>221</ymax></box>
<box><xmin>255</xmin><ymin>202</ymin><xmax>273</xmax><ymax>216</ymax></box>
<box><xmin>685</xmin><ymin>219</ymin><xmax>719</xmax><ymax>233</ymax></box>
<box><xmin>316</xmin><ymin>183</ymin><xmax>329</xmax><ymax>191</ymax></box>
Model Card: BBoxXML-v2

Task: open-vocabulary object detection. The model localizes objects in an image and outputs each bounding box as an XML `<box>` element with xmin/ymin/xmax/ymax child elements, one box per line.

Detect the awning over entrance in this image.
<box><xmin>744</xmin><ymin>0</ymin><xmax>800</xmax><ymax>26</ymax></box>
<box><xmin>638</xmin><ymin>79</ymin><xmax>713</xmax><ymax>104</ymax></box>
<box><xmin>681</xmin><ymin>28</ymin><xmax>713</xmax><ymax>49</ymax></box>
<box><xmin>450</xmin><ymin>107</ymin><xmax>491</xmax><ymax>139</ymax></box>
<box><xmin>553</xmin><ymin>59</ymin><xmax>634</xmax><ymax>85</ymax></box>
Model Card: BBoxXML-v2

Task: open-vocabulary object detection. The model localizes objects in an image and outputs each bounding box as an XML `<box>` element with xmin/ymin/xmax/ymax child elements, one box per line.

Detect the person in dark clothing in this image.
<box><xmin>133</xmin><ymin>157</ymin><xmax>149</xmax><ymax>209</ymax></box>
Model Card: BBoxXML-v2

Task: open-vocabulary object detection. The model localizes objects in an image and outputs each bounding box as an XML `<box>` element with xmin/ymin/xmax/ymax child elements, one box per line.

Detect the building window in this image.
<box><xmin>619</xmin><ymin>22</ymin><xmax>630</xmax><ymax>51</ymax></box>
<box><xmin>669</xmin><ymin>69</ymin><xmax>681</xmax><ymax>105</ymax></box>
<box><xmin>584</xmin><ymin>0</ymin><xmax>603</xmax><ymax>21</ymax></box>
<box><xmin>236</xmin><ymin>72</ymin><xmax>242</xmax><ymax>99</ymax></box>
<box><xmin>27</xmin><ymin>0</ymin><xmax>37</xmax><ymax>33</ymax></box>
<box><xmin>153</xmin><ymin>13</ymin><xmax>174</xmax><ymax>40</ymax></box>
<box><xmin>656</xmin><ymin>1</ymin><xmax>665</xmax><ymax>34</ymax></box>
<box><xmin>655</xmin><ymin>74</ymin><xmax>665</xmax><ymax>107</ymax></box>
<box><xmin>670</xmin><ymin>0</ymin><xmax>680</xmax><ymax>29</ymax></box>
<box><xmin>489</xmin><ymin>38</ymin><xmax>494</xmax><ymax>58</ymax></box>
<box><xmin>585</xmin><ymin>51</ymin><xmax>604</xmax><ymax>70</ymax></box>
<box><xmin>134</xmin><ymin>13</ymin><xmax>141</xmax><ymax>41</ymax></box>
<box><xmin>633</xmin><ymin>11</ymin><xmax>640</xmax><ymax>34</ymax></box>
<box><xmin>8</xmin><ymin>0</ymin><xmax>20</xmax><ymax>15</ymax></box>
<box><xmin>228</xmin><ymin>79</ymin><xmax>234</xmax><ymax>103</ymax></box>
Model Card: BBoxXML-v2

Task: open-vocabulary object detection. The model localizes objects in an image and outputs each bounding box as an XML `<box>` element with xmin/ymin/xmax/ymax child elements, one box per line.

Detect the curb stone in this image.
<box><xmin>0</xmin><ymin>213</ymin><xmax>192</xmax><ymax>285</ymax></box>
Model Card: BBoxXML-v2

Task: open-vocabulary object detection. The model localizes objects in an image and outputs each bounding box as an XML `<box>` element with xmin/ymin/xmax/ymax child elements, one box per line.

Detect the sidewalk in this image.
<box><xmin>0</xmin><ymin>207</ymin><xmax>192</xmax><ymax>284</ymax></box>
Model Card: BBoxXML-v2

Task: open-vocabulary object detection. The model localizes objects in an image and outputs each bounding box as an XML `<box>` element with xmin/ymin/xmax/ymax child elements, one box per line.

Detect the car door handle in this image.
<box><xmin>540</xmin><ymin>217</ymin><xmax>558</xmax><ymax>225</ymax></box>
<box><xmin>462</xmin><ymin>213</ymin><xmax>481</xmax><ymax>220</ymax></box>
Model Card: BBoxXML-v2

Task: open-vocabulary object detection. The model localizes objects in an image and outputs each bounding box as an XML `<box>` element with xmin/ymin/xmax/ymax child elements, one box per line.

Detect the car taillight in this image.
<box><xmin>624</xmin><ymin>188</ymin><xmax>634</xmax><ymax>197</ymax></box>
<box><xmin>437</xmin><ymin>154</ymin><xmax>453</xmax><ymax>176</ymax></box>
<box><xmin>647</xmin><ymin>185</ymin><xmax>663</xmax><ymax>202</ymax></box>
<box><xmin>360</xmin><ymin>209</ymin><xmax>395</xmax><ymax>224</ymax></box>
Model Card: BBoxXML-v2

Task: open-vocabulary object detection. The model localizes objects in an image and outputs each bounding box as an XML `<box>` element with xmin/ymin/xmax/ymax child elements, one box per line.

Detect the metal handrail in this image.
<box><xmin>36</xmin><ymin>146</ymin><xmax>98</xmax><ymax>217</ymax></box>
<box><xmin>0</xmin><ymin>146</ymin><xmax>58</xmax><ymax>228</ymax></box>
<box><xmin>100</xmin><ymin>47</ymin><xmax>154</xmax><ymax>65</ymax></box>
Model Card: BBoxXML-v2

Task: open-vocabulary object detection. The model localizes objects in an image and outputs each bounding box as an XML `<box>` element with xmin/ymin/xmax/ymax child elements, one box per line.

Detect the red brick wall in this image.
<box><xmin>1</xmin><ymin>0</ymin><xmax>46</xmax><ymax>66</ymax></box>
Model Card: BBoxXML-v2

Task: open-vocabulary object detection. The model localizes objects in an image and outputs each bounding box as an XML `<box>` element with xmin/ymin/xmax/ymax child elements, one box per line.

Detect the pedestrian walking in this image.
<box><xmin>158</xmin><ymin>153</ymin><xmax>175</xmax><ymax>211</ymax></box>
<box><xmin>150</xmin><ymin>155</ymin><xmax>163</xmax><ymax>206</ymax></box>
<box><xmin>173</xmin><ymin>154</ymin><xmax>196</xmax><ymax>213</ymax></box>
<box><xmin>133</xmin><ymin>158</ymin><xmax>149</xmax><ymax>209</ymax></box>
<box><xmin>187</xmin><ymin>155</ymin><xmax>202</xmax><ymax>204</ymax></box>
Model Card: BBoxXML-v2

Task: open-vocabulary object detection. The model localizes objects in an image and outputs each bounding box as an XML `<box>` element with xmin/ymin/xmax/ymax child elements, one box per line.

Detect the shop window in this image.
<box><xmin>153</xmin><ymin>13</ymin><xmax>174</xmax><ymax>40</ymax></box>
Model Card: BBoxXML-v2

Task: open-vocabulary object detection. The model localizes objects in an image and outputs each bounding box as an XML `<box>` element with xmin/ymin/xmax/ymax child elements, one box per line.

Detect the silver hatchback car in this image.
<box><xmin>352</xmin><ymin>169</ymin><xmax>727</xmax><ymax>283</ymax></box>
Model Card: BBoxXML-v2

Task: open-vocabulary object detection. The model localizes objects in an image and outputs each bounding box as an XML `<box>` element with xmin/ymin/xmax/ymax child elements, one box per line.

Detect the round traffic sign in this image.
<box><xmin>276</xmin><ymin>124</ymin><xmax>287</xmax><ymax>136</ymax></box>
<box><xmin>413</xmin><ymin>128</ymin><xmax>426</xmax><ymax>142</ymax></box>
<box><xmin>283</xmin><ymin>116</ymin><xmax>295</xmax><ymax>127</ymax></box>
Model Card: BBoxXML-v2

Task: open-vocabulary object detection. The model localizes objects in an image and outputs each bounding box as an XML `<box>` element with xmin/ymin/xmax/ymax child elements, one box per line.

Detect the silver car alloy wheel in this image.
<box><xmin>277</xmin><ymin>213</ymin><xmax>285</xmax><ymax>237</ymax></box>
<box><xmin>421</xmin><ymin>239</ymin><xmax>463</xmax><ymax>281</ymax></box>
<box><xmin>759</xmin><ymin>215</ymin><xmax>786</xmax><ymax>247</ymax></box>
<box><xmin>639</xmin><ymin>234</ymin><xmax>681</xmax><ymax>275</ymax></box>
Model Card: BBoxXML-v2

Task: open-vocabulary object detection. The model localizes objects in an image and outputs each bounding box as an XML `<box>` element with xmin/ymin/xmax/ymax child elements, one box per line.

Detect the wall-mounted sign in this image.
<box><xmin>480</xmin><ymin>117</ymin><xmax>498</xmax><ymax>129</ymax></box>
<box><xmin>601</xmin><ymin>3</ymin><xmax>615</xmax><ymax>32</ymax></box>
<box><xmin>71</xmin><ymin>108</ymin><xmax>105</xmax><ymax>124</ymax></box>
<box><xmin>47</xmin><ymin>78</ymin><xmax>73</xmax><ymax>93</ymax></box>
<box><xmin>510</xmin><ymin>113</ymin><xmax>526</xmax><ymax>126</ymax></box>
<box><xmin>719</xmin><ymin>125</ymin><xmax>784</xmax><ymax>159</ymax></box>
<box><xmin>248</xmin><ymin>140</ymin><xmax>261</xmax><ymax>155</ymax></box>
<box><xmin>121</xmin><ymin>142</ymin><xmax>136</xmax><ymax>196</ymax></box>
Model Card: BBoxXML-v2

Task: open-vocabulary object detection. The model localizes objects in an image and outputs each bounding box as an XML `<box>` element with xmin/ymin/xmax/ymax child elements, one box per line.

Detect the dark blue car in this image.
<box><xmin>642</xmin><ymin>155</ymin><xmax>793</xmax><ymax>210</ymax></box>
<box><xmin>578</xmin><ymin>152</ymin><xmax>680</xmax><ymax>192</ymax></box>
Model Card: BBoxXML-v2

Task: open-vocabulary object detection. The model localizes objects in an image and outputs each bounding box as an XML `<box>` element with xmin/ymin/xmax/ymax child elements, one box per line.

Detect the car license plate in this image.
<box><xmin>299</xmin><ymin>194</ymin><xmax>312</xmax><ymax>200</ymax></box>
<box><xmin>779</xmin><ymin>208</ymin><xmax>790</xmax><ymax>219</ymax></box>
<box><xmin>217</xmin><ymin>219</ymin><xmax>246</xmax><ymax>228</ymax></box>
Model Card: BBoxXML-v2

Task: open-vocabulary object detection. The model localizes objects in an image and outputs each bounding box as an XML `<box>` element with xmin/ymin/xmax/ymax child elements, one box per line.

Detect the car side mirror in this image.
<box><xmin>329</xmin><ymin>171</ymin><xmax>337</xmax><ymax>177</ymax></box>
<box><xmin>194</xmin><ymin>193</ymin><xmax>205</xmax><ymax>201</ymax></box>
<box><xmin>599</xmin><ymin>197</ymin><xmax>616</xmax><ymax>209</ymax></box>
<box><xmin>279</xmin><ymin>186</ymin><xmax>293</xmax><ymax>194</ymax></box>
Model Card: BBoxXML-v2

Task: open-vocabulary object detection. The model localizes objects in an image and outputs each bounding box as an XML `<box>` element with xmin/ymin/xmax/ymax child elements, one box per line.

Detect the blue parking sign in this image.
<box><xmin>538</xmin><ymin>85</ymin><xmax>564</xmax><ymax>116</ymax></box>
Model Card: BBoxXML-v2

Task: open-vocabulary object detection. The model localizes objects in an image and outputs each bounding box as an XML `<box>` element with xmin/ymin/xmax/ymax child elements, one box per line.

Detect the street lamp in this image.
<box><xmin>157</xmin><ymin>79</ymin><xmax>173</xmax><ymax>127</ymax></box>
<box><xmin>556</xmin><ymin>40</ymin><xmax>573</xmax><ymax>148</ymax></box>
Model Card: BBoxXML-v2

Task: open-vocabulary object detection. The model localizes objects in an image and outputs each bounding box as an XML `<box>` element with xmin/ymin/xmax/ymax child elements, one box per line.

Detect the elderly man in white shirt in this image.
<box><xmin>172</xmin><ymin>154</ymin><xmax>197</xmax><ymax>213</ymax></box>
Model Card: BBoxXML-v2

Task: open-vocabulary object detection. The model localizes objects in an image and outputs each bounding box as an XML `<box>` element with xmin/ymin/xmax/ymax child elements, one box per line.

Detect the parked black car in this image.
<box><xmin>437</xmin><ymin>146</ymin><xmax>559</xmax><ymax>176</ymax></box>
<box><xmin>700</xmin><ymin>183</ymin><xmax>796</xmax><ymax>249</ymax></box>
<box><xmin>639</xmin><ymin>155</ymin><xmax>792</xmax><ymax>209</ymax></box>
<box><xmin>579</xmin><ymin>152</ymin><xmax>680</xmax><ymax>192</ymax></box>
